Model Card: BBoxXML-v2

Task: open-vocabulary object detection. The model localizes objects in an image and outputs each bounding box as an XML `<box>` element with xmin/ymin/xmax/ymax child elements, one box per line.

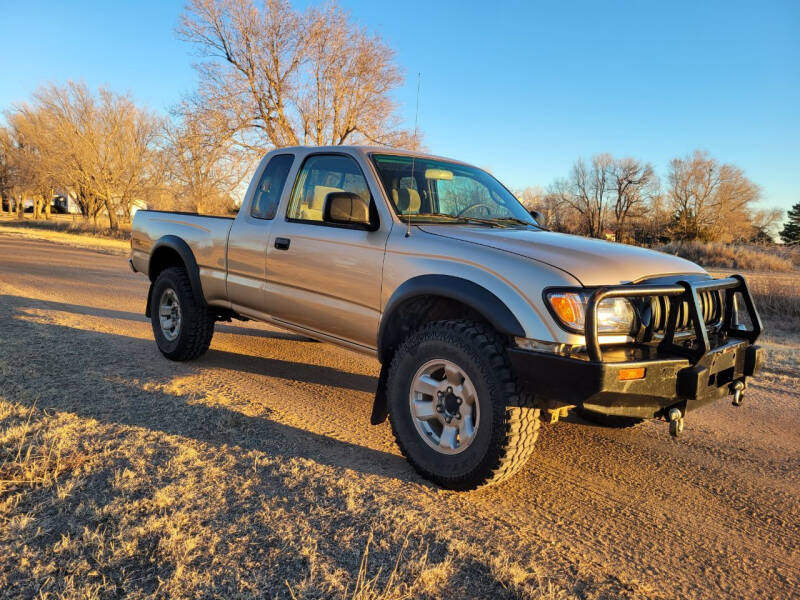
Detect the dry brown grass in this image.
<box><xmin>0</xmin><ymin>217</ymin><xmax>130</xmax><ymax>255</ymax></box>
<box><xmin>0</xmin><ymin>394</ymin><xmax>567</xmax><ymax>599</ymax></box>
<box><xmin>705</xmin><ymin>269</ymin><xmax>800</xmax><ymax>321</ymax></box>
<box><xmin>0</xmin><ymin>213</ymin><xmax>131</xmax><ymax>240</ymax></box>
<box><xmin>748</xmin><ymin>276</ymin><xmax>800</xmax><ymax>320</ymax></box>
<box><xmin>0</xmin><ymin>312</ymin><xmax>571</xmax><ymax>600</ymax></box>
<box><xmin>708</xmin><ymin>271</ymin><xmax>800</xmax><ymax>382</ymax></box>
<box><xmin>0</xmin><ymin>403</ymin><xmax>66</xmax><ymax>491</ymax></box>
<box><xmin>658</xmin><ymin>240</ymin><xmax>795</xmax><ymax>272</ymax></box>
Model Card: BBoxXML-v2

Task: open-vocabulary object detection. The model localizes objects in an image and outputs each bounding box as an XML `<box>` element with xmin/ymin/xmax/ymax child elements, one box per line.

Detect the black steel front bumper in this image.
<box><xmin>509</xmin><ymin>275</ymin><xmax>764</xmax><ymax>418</ymax></box>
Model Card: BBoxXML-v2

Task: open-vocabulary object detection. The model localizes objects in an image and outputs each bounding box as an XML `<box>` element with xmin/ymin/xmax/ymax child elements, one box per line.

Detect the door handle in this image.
<box><xmin>274</xmin><ymin>237</ymin><xmax>291</xmax><ymax>250</ymax></box>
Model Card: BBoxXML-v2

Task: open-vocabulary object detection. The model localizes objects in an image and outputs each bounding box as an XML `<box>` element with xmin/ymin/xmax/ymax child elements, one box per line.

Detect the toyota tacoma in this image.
<box><xmin>130</xmin><ymin>146</ymin><xmax>764</xmax><ymax>490</ymax></box>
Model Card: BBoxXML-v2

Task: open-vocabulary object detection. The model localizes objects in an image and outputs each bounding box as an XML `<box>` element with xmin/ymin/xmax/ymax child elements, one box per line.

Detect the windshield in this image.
<box><xmin>371</xmin><ymin>154</ymin><xmax>538</xmax><ymax>226</ymax></box>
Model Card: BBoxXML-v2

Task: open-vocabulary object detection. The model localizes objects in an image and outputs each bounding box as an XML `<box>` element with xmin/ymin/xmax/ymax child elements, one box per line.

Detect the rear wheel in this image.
<box><xmin>387</xmin><ymin>320</ymin><xmax>539</xmax><ymax>490</ymax></box>
<box><xmin>150</xmin><ymin>267</ymin><xmax>215</xmax><ymax>361</ymax></box>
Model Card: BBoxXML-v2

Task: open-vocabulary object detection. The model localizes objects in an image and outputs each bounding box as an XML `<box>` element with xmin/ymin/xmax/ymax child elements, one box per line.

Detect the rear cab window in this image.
<box><xmin>250</xmin><ymin>154</ymin><xmax>294</xmax><ymax>220</ymax></box>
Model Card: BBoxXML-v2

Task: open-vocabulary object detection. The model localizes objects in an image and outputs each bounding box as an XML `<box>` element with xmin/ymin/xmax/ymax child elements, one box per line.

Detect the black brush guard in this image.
<box><xmin>585</xmin><ymin>275</ymin><xmax>763</xmax><ymax>364</ymax></box>
<box><xmin>508</xmin><ymin>275</ymin><xmax>765</xmax><ymax>418</ymax></box>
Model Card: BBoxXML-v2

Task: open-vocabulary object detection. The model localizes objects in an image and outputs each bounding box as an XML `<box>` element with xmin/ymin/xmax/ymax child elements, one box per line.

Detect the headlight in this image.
<box><xmin>546</xmin><ymin>290</ymin><xmax>635</xmax><ymax>334</ymax></box>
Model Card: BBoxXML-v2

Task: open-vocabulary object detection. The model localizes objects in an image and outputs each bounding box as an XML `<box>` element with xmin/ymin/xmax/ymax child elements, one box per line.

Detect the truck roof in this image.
<box><xmin>271</xmin><ymin>145</ymin><xmax>474</xmax><ymax>167</ymax></box>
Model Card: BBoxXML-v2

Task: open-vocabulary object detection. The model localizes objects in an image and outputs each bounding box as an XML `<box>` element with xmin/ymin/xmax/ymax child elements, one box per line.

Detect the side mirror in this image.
<box><xmin>529</xmin><ymin>209</ymin><xmax>543</xmax><ymax>223</ymax></box>
<box><xmin>323</xmin><ymin>192</ymin><xmax>375</xmax><ymax>230</ymax></box>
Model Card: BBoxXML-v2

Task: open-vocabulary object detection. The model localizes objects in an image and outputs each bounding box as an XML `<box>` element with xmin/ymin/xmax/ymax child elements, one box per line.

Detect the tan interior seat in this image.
<box><xmin>392</xmin><ymin>188</ymin><xmax>421</xmax><ymax>214</ymax></box>
<box><xmin>301</xmin><ymin>184</ymin><xmax>343</xmax><ymax>221</ymax></box>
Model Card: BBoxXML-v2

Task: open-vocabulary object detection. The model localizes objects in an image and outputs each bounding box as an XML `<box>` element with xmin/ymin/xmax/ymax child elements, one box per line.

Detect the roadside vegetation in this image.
<box><xmin>746</xmin><ymin>275</ymin><xmax>800</xmax><ymax>321</ymax></box>
<box><xmin>0</xmin><ymin>213</ymin><xmax>131</xmax><ymax>240</ymax></box>
<box><xmin>658</xmin><ymin>241</ymin><xmax>796</xmax><ymax>272</ymax></box>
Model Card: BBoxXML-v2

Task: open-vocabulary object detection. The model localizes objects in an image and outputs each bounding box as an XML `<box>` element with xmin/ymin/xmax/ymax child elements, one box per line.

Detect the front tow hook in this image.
<box><xmin>731</xmin><ymin>380</ymin><xmax>746</xmax><ymax>407</ymax></box>
<box><xmin>668</xmin><ymin>407</ymin><xmax>685</xmax><ymax>438</ymax></box>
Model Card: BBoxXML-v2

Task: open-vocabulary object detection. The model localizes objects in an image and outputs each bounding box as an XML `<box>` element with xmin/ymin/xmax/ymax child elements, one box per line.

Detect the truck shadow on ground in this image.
<box><xmin>0</xmin><ymin>294</ymin><xmax>320</xmax><ymax>342</ymax></box>
<box><xmin>2</xmin><ymin>294</ymin><xmax>415</xmax><ymax>484</ymax></box>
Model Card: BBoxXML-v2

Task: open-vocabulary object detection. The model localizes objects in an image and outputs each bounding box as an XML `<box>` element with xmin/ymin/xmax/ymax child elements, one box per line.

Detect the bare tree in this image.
<box><xmin>3</xmin><ymin>109</ymin><xmax>54</xmax><ymax>219</ymax></box>
<box><xmin>610</xmin><ymin>158</ymin><xmax>656</xmax><ymax>242</ymax></box>
<box><xmin>668</xmin><ymin>151</ymin><xmax>760</xmax><ymax>242</ymax></box>
<box><xmin>749</xmin><ymin>207</ymin><xmax>783</xmax><ymax>243</ymax></box>
<box><xmin>0</xmin><ymin>128</ymin><xmax>14</xmax><ymax>213</ymax></box>
<box><xmin>515</xmin><ymin>186</ymin><xmax>543</xmax><ymax>212</ymax></box>
<box><xmin>25</xmin><ymin>82</ymin><xmax>162</xmax><ymax>229</ymax></box>
<box><xmin>163</xmin><ymin>102</ymin><xmax>251</xmax><ymax>214</ymax></box>
<box><xmin>551</xmin><ymin>155</ymin><xmax>613</xmax><ymax>238</ymax></box>
<box><xmin>516</xmin><ymin>186</ymin><xmax>575</xmax><ymax>231</ymax></box>
<box><xmin>178</xmin><ymin>0</ymin><xmax>414</xmax><ymax>153</ymax></box>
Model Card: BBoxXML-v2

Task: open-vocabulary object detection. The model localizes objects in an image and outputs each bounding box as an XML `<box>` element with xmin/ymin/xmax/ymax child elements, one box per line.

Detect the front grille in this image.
<box><xmin>647</xmin><ymin>289</ymin><xmax>725</xmax><ymax>336</ymax></box>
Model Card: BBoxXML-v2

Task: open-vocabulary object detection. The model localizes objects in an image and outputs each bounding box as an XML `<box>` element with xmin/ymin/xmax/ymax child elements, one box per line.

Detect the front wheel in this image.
<box><xmin>387</xmin><ymin>320</ymin><xmax>539</xmax><ymax>490</ymax></box>
<box><xmin>150</xmin><ymin>267</ymin><xmax>215</xmax><ymax>361</ymax></box>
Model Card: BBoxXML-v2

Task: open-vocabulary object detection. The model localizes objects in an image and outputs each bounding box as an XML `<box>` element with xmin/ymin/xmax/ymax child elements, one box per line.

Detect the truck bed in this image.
<box><xmin>130</xmin><ymin>210</ymin><xmax>234</xmax><ymax>306</ymax></box>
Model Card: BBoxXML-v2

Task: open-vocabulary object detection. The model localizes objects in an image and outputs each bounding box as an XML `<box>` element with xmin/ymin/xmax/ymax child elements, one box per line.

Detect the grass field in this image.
<box><xmin>660</xmin><ymin>240</ymin><xmax>799</xmax><ymax>272</ymax></box>
<box><xmin>0</xmin><ymin>215</ymin><xmax>130</xmax><ymax>255</ymax></box>
<box><xmin>0</xmin><ymin>213</ymin><xmax>131</xmax><ymax>239</ymax></box>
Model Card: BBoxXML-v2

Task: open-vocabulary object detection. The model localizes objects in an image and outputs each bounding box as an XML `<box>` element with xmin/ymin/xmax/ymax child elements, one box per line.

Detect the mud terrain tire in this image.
<box><xmin>150</xmin><ymin>267</ymin><xmax>215</xmax><ymax>361</ymax></box>
<box><xmin>388</xmin><ymin>320</ymin><xmax>539</xmax><ymax>490</ymax></box>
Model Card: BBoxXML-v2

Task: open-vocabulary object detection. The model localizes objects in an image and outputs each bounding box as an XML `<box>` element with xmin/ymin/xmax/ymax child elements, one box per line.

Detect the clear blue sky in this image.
<box><xmin>1</xmin><ymin>0</ymin><xmax>798</xmax><ymax>213</ymax></box>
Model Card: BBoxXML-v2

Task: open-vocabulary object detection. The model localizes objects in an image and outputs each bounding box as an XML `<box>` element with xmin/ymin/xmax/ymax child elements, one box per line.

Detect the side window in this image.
<box><xmin>287</xmin><ymin>154</ymin><xmax>370</xmax><ymax>222</ymax></box>
<box><xmin>250</xmin><ymin>154</ymin><xmax>294</xmax><ymax>220</ymax></box>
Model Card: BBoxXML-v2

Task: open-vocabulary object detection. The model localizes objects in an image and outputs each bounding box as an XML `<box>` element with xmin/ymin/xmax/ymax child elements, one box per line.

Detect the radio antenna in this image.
<box><xmin>406</xmin><ymin>72</ymin><xmax>421</xmax><ymax>238</ymax></box>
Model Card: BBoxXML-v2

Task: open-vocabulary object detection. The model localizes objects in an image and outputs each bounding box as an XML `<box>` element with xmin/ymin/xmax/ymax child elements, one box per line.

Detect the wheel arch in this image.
<box><xmin>146</xmin><ymin>236</ymin><xmax>206</xmax><ymax>317</ymax></box>
<box><xmin>377</xmin><ymin>275</ymin><xmax>525</xmax><ymax>364</ymax></box>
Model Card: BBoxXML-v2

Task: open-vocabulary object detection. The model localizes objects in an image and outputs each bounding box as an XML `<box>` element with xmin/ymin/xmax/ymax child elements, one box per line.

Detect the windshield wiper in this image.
<box><xmin>490</xmin><ymin>217</ymin><xmax>536</xmax><ymax>226</ymax></box>
<box><xmin>406</xmin><ymin>213</ymin><xmax>475</xmax><ymax>224</ymax></box>
<box><xmin>410</xmin><ymin>212</ymin><xmax>467</xmax><ymax>220</ymax></box>
<box><xmin>404</xmin><ymin>213</ymin><xmax>505</xmax><ymax>228</ymax></box>
<box><xmin>458</xmin><ymin>217</ymin><xmax>505</xmax><ymax>227</ymax></box>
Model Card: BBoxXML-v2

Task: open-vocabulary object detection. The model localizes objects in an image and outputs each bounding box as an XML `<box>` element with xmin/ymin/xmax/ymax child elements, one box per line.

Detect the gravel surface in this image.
<box><xmin>1</xmin><ymin>234</ymin><xmax>798</xmax><ymax>599</ymax></box>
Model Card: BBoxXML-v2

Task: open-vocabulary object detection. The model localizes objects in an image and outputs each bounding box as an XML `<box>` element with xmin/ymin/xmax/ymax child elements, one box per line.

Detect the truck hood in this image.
<box><xmin>417</xmin><ymin>225</ymin><xmax>705</xmax><ymax>286</ymax></box>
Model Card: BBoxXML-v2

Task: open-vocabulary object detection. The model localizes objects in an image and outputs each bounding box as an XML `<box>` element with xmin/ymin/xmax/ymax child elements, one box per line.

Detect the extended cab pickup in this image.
<box><xmin>130</xmin><ymin>146</ymin><xmax>764</xmax><ymax>489</ymax></box>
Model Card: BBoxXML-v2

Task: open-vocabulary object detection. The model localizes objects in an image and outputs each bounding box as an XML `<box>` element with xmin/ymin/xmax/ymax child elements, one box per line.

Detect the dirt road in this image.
<box><xmin>1</xmin><ymin>234</ymin><xmax>798</xmax><ymax>599</ymax></box>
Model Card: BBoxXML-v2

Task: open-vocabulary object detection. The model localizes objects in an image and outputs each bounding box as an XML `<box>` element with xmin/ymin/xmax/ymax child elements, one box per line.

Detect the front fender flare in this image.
<box><xmin>377</xmin><ymin>274</ymin><xmax>525</xmax><ymax>363</ymax></box>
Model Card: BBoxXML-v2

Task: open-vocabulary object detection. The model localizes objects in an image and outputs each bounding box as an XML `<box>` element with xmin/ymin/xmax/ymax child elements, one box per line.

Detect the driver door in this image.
<box><xmin>265</xmin><ymin>153</ymin><xmax>389</xmax><ymax>350</ymax></box>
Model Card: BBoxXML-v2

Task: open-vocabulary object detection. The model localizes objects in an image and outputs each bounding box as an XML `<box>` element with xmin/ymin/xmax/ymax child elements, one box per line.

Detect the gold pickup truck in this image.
<box><xmin>130</xmin><ymin>146</ymin><xmax>764</xmax><ymax>489</ymax></box>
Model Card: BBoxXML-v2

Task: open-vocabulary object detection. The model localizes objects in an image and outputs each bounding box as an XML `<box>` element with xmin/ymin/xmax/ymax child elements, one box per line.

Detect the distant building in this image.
<box><xmin>52</xmin><ymin>190</ymin><xmax>82</xmax><ymax>214</ymax></box>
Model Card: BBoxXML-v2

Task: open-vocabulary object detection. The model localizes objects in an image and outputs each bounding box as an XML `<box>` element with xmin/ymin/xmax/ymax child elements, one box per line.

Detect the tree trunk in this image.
<box><xmin>104</xmin><ymin>198</ymin><xmax>119</xmax><ymax>230</ymax></box>
<box><xmin>44</xmin><ymin>190</ymin><xmax>53</xmax><ymax>221</ymax></box>
<box><xmin>16</xmin><ymin>195</ymin><xmax>24</xmax><ymax>218</ymax></box>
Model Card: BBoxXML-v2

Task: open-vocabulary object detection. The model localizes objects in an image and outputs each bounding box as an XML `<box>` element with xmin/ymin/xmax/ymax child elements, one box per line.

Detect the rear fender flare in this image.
<box><xmin>146</xmin><ymin>236</ymin><xmax>206</xmax><ymax>316</ymax></box>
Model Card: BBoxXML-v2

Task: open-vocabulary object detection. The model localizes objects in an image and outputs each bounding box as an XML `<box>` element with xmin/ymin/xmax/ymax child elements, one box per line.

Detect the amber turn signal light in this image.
<box><xmin>618</xmin><ymin>367</ymin><xmax>646</xmax><ymax>381</ymax></box>
<box><xmin>549</xmin><ymin>294</ymin><xmax>582</xmax><ymax>326</ymax></box>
